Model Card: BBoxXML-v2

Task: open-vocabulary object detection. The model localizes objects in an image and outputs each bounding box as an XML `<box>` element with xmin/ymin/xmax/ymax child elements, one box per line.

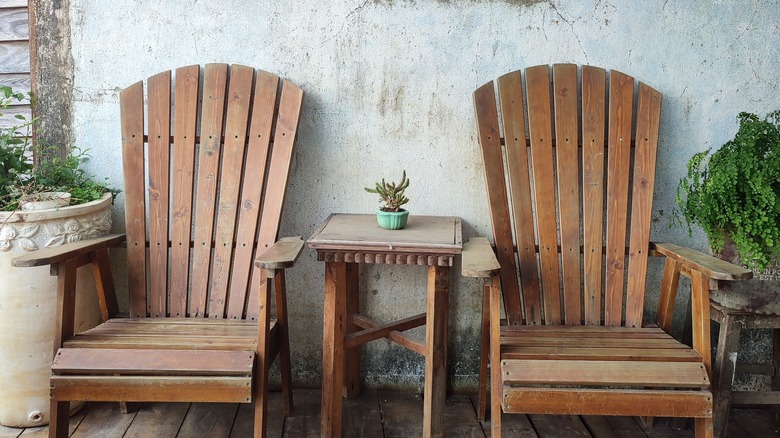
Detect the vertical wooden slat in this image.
<box><xmin>146</xmin><ymin>71</ymin><xmax>171</xmax><ymax>317</ymax></box>
<box><xmin>581</xmin><ymin>66</ymin><xmax>607</xmax><ymax>325</ymax></box>
<box><xmin>552</xmin><ymin>63</ymin><xmax>581</xmax><ymax>325</ymax></box>
<box><xmin>169</xmin><ymin>65</ymin><xmax>200</xmax><ymax>317</ymax></box>
<box><xmin>473</xmin><ymin>80</ymin><xmax>523</xmax><ymax>325</ymax></box>
<box><xmin>226</xmin><ymin>70</ymin><xmax>279</xmax><ymax>320</ymax></box>
<box><xmin>120</xmin><ymin>80</ymin><xmax>147</xmax><ymax>318</ymax></box>
<box><xmin>525</xmin><ymin>65</ymin><xmax>562</xmax><ymax>325</ymax></box>
<box><xmin>625</xmin><ymin>83</ymin><xmax>662</xmax><ymax>327</ymax></box>
<box><xmin>189</xmin><ymin>63</ymin><xmax>229</xmax><ymax>317</ymax></box>
<box><xmin>208</xmin><ymin>65</ymin><xmax>255</xmax><ymax>318</ymax></box>
<box><xmin>498</xmin><ymin>71</ymin><xmax>540</xmax><ymax>325</ymax></box>
<box><xmin>604</xmin><ymin>70</ymin><xmax>634</xmax><ymax>326</ymax></box>
<box><xmin>246</xmin><ymin>80</ymin><xmax>303</xmax><ymax>319</ymax></box>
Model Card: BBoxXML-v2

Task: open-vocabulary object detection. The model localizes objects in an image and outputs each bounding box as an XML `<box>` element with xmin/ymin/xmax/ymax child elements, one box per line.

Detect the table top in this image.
<box><xmin>307</xmin><ymin>214</ymin><xmax>463</xmax><ymax>256</ymax></box>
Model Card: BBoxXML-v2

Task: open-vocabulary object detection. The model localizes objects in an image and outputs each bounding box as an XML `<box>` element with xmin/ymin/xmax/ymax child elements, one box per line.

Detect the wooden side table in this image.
<box><xmin>308</xmin><ymin>214</ymin><xmax>462</xmax><ymax>438</ymax></box>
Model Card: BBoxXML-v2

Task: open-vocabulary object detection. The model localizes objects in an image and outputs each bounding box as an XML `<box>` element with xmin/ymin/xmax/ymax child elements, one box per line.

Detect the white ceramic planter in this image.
<box><xmin>0</xmin><ymin>193</ymin><xmax>111</xmax><ymax>427</ymax></box>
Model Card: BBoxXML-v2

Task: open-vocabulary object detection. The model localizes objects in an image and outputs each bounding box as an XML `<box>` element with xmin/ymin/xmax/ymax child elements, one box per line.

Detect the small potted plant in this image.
<box><xmin>365</xmin><ymin>170</ymin><xmax>410</xmax><ymax>230</ymax></box>
<box><xmin>676</xmin><ymin>111</ymin><xmax>780</xmax><ymax>310</ymax></box>
<box><xmin>0</xmin><ymin>86</ymin><xmax>117</xmax><ymax>427</ymax></box>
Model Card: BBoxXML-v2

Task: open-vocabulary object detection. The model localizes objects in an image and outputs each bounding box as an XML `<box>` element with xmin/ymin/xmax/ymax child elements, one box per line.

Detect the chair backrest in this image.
<box><xmin>120</xmin><ymin>63</ymin><xmax>303</xmax><ymax>320</ymax></box>
<box><xmin>474</xmin><ymin>64</ymin><xmax>662</xmax><ymax>327</ymax></box>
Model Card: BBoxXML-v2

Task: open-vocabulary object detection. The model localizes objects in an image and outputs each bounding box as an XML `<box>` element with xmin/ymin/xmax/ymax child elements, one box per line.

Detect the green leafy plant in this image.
<box><xmin>675</xmin><ymin>111</ymin><xmax>780</xmax><ymax>269</ymax></box>
<box><xmin>365</xmin><ymin>170</ymin><xmax>410</xmax><ymax>212</ymax></box>
<box><xmin>0</xmin><ymin>85</ymin><xmax>117</xmax><ymax>211</ymax></box>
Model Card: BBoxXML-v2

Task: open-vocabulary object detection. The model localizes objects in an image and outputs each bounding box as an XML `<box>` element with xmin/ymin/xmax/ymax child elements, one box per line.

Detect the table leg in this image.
<box><xmin>322</xmin><ymin>261</ymin><xmax>346</xmax><ymax>438</ymax></box>
<box><xmin>423</xmin><ymin>265</ymin><xmax>449</xmax><ymax>438</ymax></box>
<box><xmin>344</xmin><ymin>263</ymin><xmax>361</xmax><ymax>397</ymax></box>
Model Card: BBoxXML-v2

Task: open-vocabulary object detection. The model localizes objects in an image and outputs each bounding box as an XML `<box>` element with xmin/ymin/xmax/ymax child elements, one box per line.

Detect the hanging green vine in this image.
<box><xmin>676</xmin><ymin>111</ymin><xmax>780</xmax><ymax>269</ymax></box>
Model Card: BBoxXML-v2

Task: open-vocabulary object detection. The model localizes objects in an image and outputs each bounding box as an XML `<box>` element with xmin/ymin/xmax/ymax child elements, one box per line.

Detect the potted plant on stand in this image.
<box><xmin>0</xmin><ymin>86</ymin><xmax>116</xmax><ymax>428</ymax></box>
<box><xmin>676</xmin><ymin>110</ymin><xmax>780</xmax><ymax>310</ymax></box>
<box><xmin>365</xmin><ymin>170</ymin><xmax>410</xmax><ymax>230</ymax></box>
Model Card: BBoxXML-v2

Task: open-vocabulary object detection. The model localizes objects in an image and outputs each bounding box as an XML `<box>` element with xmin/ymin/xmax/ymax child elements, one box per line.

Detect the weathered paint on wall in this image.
<box><xmin>63</xmin><ymin>0</ymin><xmax>780</xmax><ymax>391</ymax></box>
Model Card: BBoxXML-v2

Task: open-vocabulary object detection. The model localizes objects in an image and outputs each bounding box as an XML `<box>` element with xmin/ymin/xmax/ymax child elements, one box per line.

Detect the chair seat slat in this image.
<box><xmin>53</xmin><ymin>348</ymin><xmax>254</xmax><ymax>376</ymax></box>
<box><xmin>502</xmin><ymin>388</ymin><xmax>712</xmax><ymax>418</ymax></box>
<box><xmin>502</xmin><ymin>359</ymin><xmax>709</xmax><ymax>387</ymax></box>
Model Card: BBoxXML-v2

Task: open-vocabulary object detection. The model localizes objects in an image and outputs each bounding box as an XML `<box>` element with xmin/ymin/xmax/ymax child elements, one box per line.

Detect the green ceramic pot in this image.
<box><xmin>376</xmin><ymin>209</ymin><xmax>409</xmax><ymax>230</ymax></box>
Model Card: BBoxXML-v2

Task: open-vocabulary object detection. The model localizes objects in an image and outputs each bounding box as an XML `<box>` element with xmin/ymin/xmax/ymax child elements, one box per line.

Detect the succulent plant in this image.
<box><xmin>365</xmin><ymin>170</ymin><xmax>410</xmax><ymax>212</ymax></box>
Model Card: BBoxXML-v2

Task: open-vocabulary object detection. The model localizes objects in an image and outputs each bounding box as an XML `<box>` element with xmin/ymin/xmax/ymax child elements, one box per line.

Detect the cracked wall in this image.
<box><xmin>64</xmin><ymin>0</ymin><xmax>780</xmax><ymax>391</ymax></box>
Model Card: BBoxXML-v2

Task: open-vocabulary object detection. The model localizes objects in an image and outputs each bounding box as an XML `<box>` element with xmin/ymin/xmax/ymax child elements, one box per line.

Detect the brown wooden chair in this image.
<box><xmin>463</xmin><ymin>64</ymin><xmax>752</xmax><ymax>438</ymax></box>
<box><xmin>12</xmin><ymin>64</ymin><xmax>304</xmax><ymax>438</ymax></box>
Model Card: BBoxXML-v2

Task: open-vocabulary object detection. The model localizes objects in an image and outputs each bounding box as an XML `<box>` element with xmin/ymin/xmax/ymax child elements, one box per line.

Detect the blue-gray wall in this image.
<box><xmin>68</xmin><ymin>0</ymin><xmax>780</xmax><ymax>391</ymax></box>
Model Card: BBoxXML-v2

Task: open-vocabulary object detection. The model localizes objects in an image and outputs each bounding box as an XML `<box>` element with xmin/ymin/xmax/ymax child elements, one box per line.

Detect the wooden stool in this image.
<box><xmin>711</xmin><ymin>302</ymin><xmax>780</xmax><ymax>438</ymax></box>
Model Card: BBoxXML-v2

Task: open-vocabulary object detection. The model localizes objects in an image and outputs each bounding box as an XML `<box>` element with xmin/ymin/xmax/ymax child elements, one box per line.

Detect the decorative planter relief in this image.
<box><xmin>0</xmin><ymin>193</ymin><xmax>111</xmax><ymax>427</ymax></box>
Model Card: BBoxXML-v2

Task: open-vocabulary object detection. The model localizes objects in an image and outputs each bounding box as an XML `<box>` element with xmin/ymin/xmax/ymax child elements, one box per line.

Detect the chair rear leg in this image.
<box><xmin>49</xmin><ymin>399</ymin><xmax>70</xmax><ymax>438</ymax></box>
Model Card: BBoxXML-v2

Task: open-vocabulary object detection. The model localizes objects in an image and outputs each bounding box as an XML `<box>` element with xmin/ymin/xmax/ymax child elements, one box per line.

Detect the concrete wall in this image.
<box><xmin>66</xmin><ymin>0</ymin><xmax>780</xmax><ymax>391</ymax></box>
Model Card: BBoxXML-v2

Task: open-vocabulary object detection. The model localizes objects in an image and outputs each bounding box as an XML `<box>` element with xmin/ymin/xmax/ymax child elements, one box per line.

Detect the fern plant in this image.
<box><xmin>365</xmin><ymin>170</ymin><xmax>410</xmax><ymax>212</ymax></box>
<box><xmin>676</xmin><ymin>111</ymin><xmax>780</xmax><ymax>269</ymax></box>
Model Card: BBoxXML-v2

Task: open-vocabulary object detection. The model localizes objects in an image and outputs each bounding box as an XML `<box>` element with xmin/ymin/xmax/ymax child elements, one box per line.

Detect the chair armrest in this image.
<box><xmin>254</xmin><ymin>236</ymin><xmax>304</xmax><ymax>270</ymax></box>
<box><xmin>11</xmin><ymin>234</ymin><xmax>127</xmax><ymax>267</ymax></box>
<box><xmin>650</xmin><ymin>242</ymin><xmax>752</xmax><ymax>281</ymax></box>
<box><xmin>462</xmin><ymin>237</ymin><xmax>501</xmax><ymax>278</ymax></box>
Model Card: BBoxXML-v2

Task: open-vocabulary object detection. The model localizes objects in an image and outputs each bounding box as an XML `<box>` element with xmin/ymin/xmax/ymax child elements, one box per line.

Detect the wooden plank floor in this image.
<box><xmin>0</xmin><ymin>389</ymin><xmax>777</xmax><ymax>437</ymax></box>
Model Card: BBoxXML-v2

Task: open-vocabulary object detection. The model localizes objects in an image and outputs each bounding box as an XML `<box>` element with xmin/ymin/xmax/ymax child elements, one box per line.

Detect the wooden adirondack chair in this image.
<box><xmin>12</xmin><ymin>64</ymin><xmax>304</xmax><ymax>438</ymax></box>
<box><xmin>463</xmin><ymin>64</ymin><xmax>752</xmax><ymax>438</ymax></box>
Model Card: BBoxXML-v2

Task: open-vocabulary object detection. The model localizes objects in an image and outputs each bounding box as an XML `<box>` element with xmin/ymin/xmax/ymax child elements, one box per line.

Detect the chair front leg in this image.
<box><xmin>254</xmin><ymin>274</ymin><xmax>273</xmax><ymax>438</ymax></box>
<box><xmin>274</xmin><ymin>270</ymin><xmax>294</xmax><ymax>416</ymax></box>
<box><xmin>477</xmin><ymin>281</ymin><xmax>490</xmax><ymax>422</ymax></box>
<box><xmin>489</xmin><ymin>275</ymin><xmax>502</xmax><ymax>437</ymax></box>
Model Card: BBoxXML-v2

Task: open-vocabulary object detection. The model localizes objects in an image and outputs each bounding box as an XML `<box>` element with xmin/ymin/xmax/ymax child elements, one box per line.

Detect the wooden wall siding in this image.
<box><xmin>0</xmin><ymin>0</ymin><xmax>30</xmax><ymax>130</ymax></box>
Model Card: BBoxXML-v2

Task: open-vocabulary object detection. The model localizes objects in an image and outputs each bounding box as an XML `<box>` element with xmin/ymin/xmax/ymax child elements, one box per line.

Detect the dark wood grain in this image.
<box><xmin>189</xmin><ymin>63</ymin><xmax>228</xmax><ymax>317</ymax></box>
<box><xmin>146</xmin><ymin>70</ymin><xmax>171</xmax><ymax>318</ymax></box>
<box><xmin>497</xmin><ymin>70</ymin><xmax>540</xmax><ymax>325</ymax></box>
<box><xmin>552</xmin><ymin>63</ymin><xmax>582</xmax><ymax>325</ymax></box>
<box><xmin>525</xmin><ymin>65</ymin><xmax>562</xmax><ymax>325</ymax></box>
<box><xmin>473</xmin><ymin>79</ymin><xmax>523</xmax><ymax>325</ymax></box>
<box><xmin>603</xmin><ymin>70</ymin><xmax>634</xmax><ymax>326</ymax></box>
<box><xmin>169</xmin><ymin>64</ymin><xmax>199</xmax><ymax>318</ymax></box>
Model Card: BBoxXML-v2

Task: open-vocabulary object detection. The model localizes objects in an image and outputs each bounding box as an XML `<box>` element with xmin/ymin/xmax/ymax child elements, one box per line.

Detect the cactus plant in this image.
<box><xmin>365</xmin><ymin>170</ymin><xmax>410</xmax><ymax>212</ymax></box>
